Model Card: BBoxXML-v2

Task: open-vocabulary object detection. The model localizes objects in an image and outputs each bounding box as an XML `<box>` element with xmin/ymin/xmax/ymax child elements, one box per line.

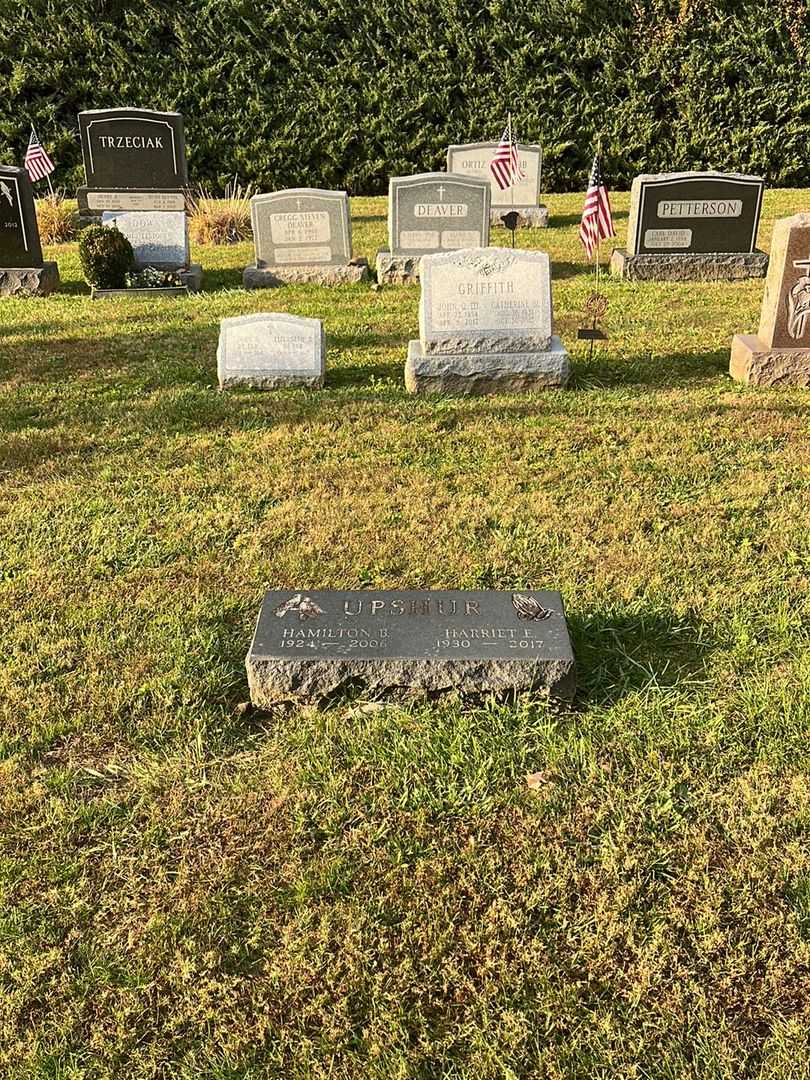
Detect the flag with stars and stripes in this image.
<box><xmin>489</xmin><ymin>116</ymin><xmax>525</xmax><ymax>191</ymax></box>
<box><xmin>579</xmin><ymin>155</ymin><xmax>615</xmax><ymax>259</ymax></box>
<box><xmin>24</xmin><ymin>127</ymin><xmax>55</xmax><ymax>183</ymax></box>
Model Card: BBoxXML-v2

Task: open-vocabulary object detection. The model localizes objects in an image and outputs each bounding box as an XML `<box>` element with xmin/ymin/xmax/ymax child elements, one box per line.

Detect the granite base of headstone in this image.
<box><xmin>730</xmin><ymin>213</ymin><xmax>810</xmax><ymax>387</ymax></box>
<box><xmin>0</xmin><ymin>263</ymin><xmax>60</xmax><ymax>298</ymax></box>
<box><xmin>404</xmin><ymin>247</ymin><xmax>570</xmax><ymax>394</ymax></box>
<box><xmin>247</xmin><ymin>590</ymin><xmax>576</xmax><ymax>704</ymax></box>
<box><xmin>243</xmin><ymin>258</ymin><xmax>369</xmax><ymax>288</ymax></box>
<box><xmin>0</xmin><ymin>165</ymin><xmax>60</xmax><ymax>297</ymax></box>
<box><xmin>217</xmin><ymin>313</ymin><xmax>325</xmax><ymax>389</ymax></box>
<box><xmin>492</xmin><ymin>205</ymin><xmax>549</xmax><ymax>229</ymax></box>
<box><xmin>611</xmin><ymin>171</ymin><xmax>767</xmax><ymax>282</ymax></box>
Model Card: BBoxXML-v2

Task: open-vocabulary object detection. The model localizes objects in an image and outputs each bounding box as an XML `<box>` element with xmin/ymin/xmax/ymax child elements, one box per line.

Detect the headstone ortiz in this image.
<box><xmin>730</xmin><ymin>213</ymin><xmax>810</xmax><ymax>387</ymax></box>
<box><xmin>406</xmin><ymin>247</ymin><xmax>570</xmax><ymax>393</ymax></box>
<box><xmin>0</xmin><ymin>165</ymin><xmax>59</xmax><ymax>296</ymax></box>
<box><xmin>611</xmin><ymin>171</ymin><xmax>767</xmax><ymax>281</ymax></box>
<box><xmin>247</xmin><ymin>590</ymin><xmax>576</xmax><ymax>703</ymax></box>
<box><xmin>446</xmin><ymin>142</ymin><xmax>547</xmax><ymax>228</ymax></box>
<box><xmin>243</xmin><ymin>189</ymin><xmax>368</xmax><ymax>287</ymax></box>
<box><xmin>376</xmin><ymin>173</ymin><xmax>490</xmax><ymax>284</ymax></box>
<box><xmin>217</xmin><ymin>313</ymin><xmax>325</xmax><ymax>389</ymax></box>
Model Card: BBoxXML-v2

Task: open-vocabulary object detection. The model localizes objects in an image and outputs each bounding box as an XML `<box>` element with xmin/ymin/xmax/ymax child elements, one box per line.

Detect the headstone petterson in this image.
<box><xmin>405</xmin><ymin>247</ymin><xmax>570</xmax><ymax>393</ymax></box>
<box><xmin>217</xmin><ymin>313</ymin><xmax>325</xmax><ymax>389</ymax></box>
<box><xmin>446</xmin><ymin>142</ymin><xmax>547</xmax><ymax>228</ymax></box>
<box><xmin>611</xmin><ymin>171</ymin><xmax>767</xmax><ymax>281</ymax></box>
<box><xmin>730</xmin><ymin>213</ymin><xmax>810</xmax><ymax>387</ymax></box>
<box><xmin>376</xmin><ymin>173</ymin><xmax>490</xmax><ymax>284</ymax></box>
<box><xmin>243</xmin><ymin>188</ymin><xmax>368</xmax><ymax>287</ymax></box>
<box><xmin>77</xmin><ymin>106</ymin><xmax>200</xmax><ymax>292</ymax></box>
<box><xmin>0</xmin><ymin>164</ymin><xmax>59</xmax><ymax>296</ymax></box>
<box><xmin>247</xmin><ymin>589</ymin><xmax>576</xmax><ymax>704</ymax></box>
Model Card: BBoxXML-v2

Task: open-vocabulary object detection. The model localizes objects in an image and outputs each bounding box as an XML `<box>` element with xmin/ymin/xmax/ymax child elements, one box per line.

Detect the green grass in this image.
<box><xmin>1</xmin><ymin>191</ymin><xmax>810</xmax><ymax>1079</ymax></box>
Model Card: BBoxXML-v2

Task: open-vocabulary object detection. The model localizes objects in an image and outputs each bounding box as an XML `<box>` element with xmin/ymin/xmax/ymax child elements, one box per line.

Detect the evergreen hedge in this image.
<box><xmin>2</xmin><ymin>0</ymin><xmax>808</xmax><ymax>194</ymax></box>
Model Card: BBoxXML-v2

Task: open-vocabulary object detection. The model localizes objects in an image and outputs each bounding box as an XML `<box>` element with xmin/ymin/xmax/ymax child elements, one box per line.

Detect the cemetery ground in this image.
<box><xmin>1</xmin><ymin>189</ymin><xmax>809</xmax><ymax>1080</ymax></box>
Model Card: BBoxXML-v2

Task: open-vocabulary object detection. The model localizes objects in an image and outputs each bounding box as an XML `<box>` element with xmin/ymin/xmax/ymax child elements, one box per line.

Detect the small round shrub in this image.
<box><xmin>78</xmin><ymin>224</ymin><xmax>135</xmax><ymax>289</ymax></box>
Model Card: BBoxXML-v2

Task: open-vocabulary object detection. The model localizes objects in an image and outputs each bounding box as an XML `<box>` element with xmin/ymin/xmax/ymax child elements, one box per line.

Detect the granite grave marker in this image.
<box><xmin>730</xmin><ymin>213</ymin><xmax>810</xmax><ymax>387</ymax></box>
<box><xmin>0</xmin><ymin>165</ymin><xmax>59</xmax><ymax>296</ymax></box>
<box><xmin>101</xmin><ymin>209</ymin><xmax>189</xmax><ymax>269</ymax></box>
<box><xmin>217</xmin><ymin>313</ymin><xmax>325</xmax><ymax>389</ymax></box>
<box><xmin>406</xmin><ymin>247</ymin><xmax>570</xmax><ymax>393</ymax></box>
<box><xmin>247</xmin><ymin>589</ymin><xmax>576</xmax><ymax>703</ymax></box>
<box><xmin>446</xmin><ymin>142</ymin><xmax>547</xmax><ymax>227</ymax></box>
<box><xmin>611</xmin><ymin>171</ymin><xmax>767</xmax><ymax>281</ymax></box>
<box><xmin>377</xmin><ymin>173</ymin><xmax>490</xmax><ymax>284</ymax></box>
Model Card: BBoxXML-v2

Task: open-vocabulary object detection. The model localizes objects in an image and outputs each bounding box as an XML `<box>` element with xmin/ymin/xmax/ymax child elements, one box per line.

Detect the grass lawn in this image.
<box><xmin>1</xmin><ymin>190</ymin><xmax>809</xmax><ymax>1079</ymax></box>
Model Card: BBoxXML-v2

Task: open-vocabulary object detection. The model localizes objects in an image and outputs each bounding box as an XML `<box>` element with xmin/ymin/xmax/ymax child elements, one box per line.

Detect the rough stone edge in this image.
<box><xmin>375</xmin><ymin>251</ymin><xmax>421</xmax><ymax>285</ymax></box>
<box><xmin>730</xmin><ymin>334</ymin><xmax>810</xmax><ymax>387</ymax></box>
<box><xmin>405</xmin><ymin>337</ymin><xmax>571</xmax><ymax>395</ymax></box>
<box><xmin>0</xmin><ymin>261</ymin><xmax>60</xmax><ymax>297</ymax></box>
<box><xmin>219</xmin><ymin>374</ymin><xmax>325</xmax><ymax>390</ymax></box>
<box><xmin>610</xmin><ymin>247</ymin><xmax>769</xmax><ymax>282</ymax></box>
<box><xmin>491</xmin><ymin>205</ymin><xmax>549</xmax><ymax>228</ymax></box>
<box><xmin>247</xmin><ymin>654</ymin><xmax>576</xmax><ymax>705</ymax></box>
<box><xmin>243</xmin><ymin>259</ymin><xmax>369</xmax><ymax>288</ymax></box>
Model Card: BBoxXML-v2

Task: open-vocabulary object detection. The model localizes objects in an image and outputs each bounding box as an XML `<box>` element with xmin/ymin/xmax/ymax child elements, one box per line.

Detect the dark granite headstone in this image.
<box><xmin>247</xmin><ymin>589</ymin><xmax>575</xmax><ymax>703</ymax></box>
<box><xmin>0</xmin><ymin>165</ymin><xmax>43</xmax><ymax>267</ymax></box>
<box><xmin>79</xmin><ymin>108</ymin><xmax>187</xmax><ymax>190</ymax></box>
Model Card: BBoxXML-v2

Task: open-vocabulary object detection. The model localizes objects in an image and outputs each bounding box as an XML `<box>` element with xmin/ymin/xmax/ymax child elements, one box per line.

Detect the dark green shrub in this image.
<box><xmin>78</xmin><ymin>225</ymin><xmax>135</xmax><ymax>289</ymax></box>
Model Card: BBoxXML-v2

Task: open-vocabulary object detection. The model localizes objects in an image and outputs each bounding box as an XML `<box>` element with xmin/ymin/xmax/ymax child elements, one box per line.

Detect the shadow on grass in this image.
<box><xmin>571</xmin><ymin>346</ymin><xmax>729</xmax><ymax>389</ymax></box>
<box><xmin>550</xmin><ymin>210</ymin><xmax>629</xmax><ymax>229</ymax></box>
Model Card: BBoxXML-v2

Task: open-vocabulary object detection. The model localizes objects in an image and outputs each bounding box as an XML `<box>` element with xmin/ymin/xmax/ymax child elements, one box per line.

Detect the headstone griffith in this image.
<box><xmin>446</xmin><ymin>142</ymin><xmax>548</xmax><ymax>228</ymax></box>
<box><xmin>78</xmin><ymin>107</ymin><xmax>201</xmax><ymax>292</ymax></box>
<box><xmin>246</xmin><ymin>589</ymin><xmax>576</xmax><ymax>704</ymax></box>
<box><xmin>217</xmin><ymin>313</ymin><xmax>325</xmax><ymax>389</ymax></box>
<box><xmin>405</xmin><ymin>247</ymin><xmax>570</xmax><ymax>394</ymax></box>
<box><xmin>0</xmin><ymin>165</ymin><xmax>59</xmax><ymax>297</ymax></box>
<box><xmin>243</xmin><ymin>189</ymin><xmax>368</xmax><ymax>287</ymax></box>
<box><xmin>376</xmin><ymin>173</ymin><xmax>490</xmax><ymax>285</ymax></box>
<box><xmin>730</xmin><ymin>213</ymin><xmax>810</xmax><ymax>387</ymax></box>
<box><xmin>611</xmin><ymin>171</ymin><xmax>767</xmax><ymax>281</ymax></box>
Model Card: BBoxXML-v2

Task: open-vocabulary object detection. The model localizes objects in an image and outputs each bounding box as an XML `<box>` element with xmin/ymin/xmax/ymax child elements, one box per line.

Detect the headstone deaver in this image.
<box><xmin>376</xmin><ymin>173</ymin><xmax>490</xmax><ymax>284</ymax></box>
<box><xmin>406</xmin><ymin>247</ymin><xmax>570</xmax><ymax>394</ymax></box>
<box><xmin>730</xmin><ymin>213</ymin><xmax>810</xmax><ymax>387</ymax></box>
<box><xmin>611</xmin><ymin>171</ymin><xmax>767</xmax><ymax>281</ymax></box>
<box><xmin>218</xmin><ymin>313</ymin><xmax>325</xmax><ymax>389</ymax></box>
<box><xmin>244</xmin><ymin>188</ymin><xmax>368</xmax><ymax>286</ymax></box>
<box><xmin>0</xmin><ymin>164</ymin><xmax>59</xmax><ymax>297</ymax></box>
<box><xmin>246</xmin><ymin>590</ymin><xmax>576</xmax><ymax>703</ymax></box>
<box><xmin>446</xmin><ymin>142</ymin><xmax>547</xmax><ymax>228</ymax></box>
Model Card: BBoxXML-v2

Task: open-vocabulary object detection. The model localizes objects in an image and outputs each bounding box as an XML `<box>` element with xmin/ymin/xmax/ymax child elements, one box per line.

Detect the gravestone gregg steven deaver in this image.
<box><xmin>250</xmin><ymin>189</ymin><xmax>353</xmax><ymax>268</ymax></box>
<box><xmin>79</xmin><ymin>108</ymin><xmax>188</xmax><ymax>190</ymax></box>
<box><xmin>388</xmin><ymin>173</ymin><xmax>490</xmax><ymax>256</ymax></box>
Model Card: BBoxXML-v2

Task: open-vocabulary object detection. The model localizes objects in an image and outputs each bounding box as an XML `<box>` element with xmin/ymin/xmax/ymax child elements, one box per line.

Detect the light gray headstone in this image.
<box><xmin>388</xmin><ymin>173</ymin><xmax>490</xmax><ymax>257</ymax></box>
<box><xmin>446</xmin><ymin>143</ymin><xmax>542</xmax><ymax>209</ymax></box>
<box><xmin>102</xmin><ymin>209</ymin><xmax>189</xmax><ymax>268</ymax></box>
<box><xmin>217</xmin><ymin>313</ymin><xmax>325</xmax><ymax>389</ymax></box>
<box><xmin>419</xmin><ymin>247</ymin><xmax>552</xmax><ymax>354</ymax></box>
<box><xmin>250</xmin><ymin>189</ymin><xmax>352</xmax><ymax>268</ymax></box>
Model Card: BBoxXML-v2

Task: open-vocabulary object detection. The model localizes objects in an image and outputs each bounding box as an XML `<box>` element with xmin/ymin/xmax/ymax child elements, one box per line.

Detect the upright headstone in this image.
<box><xmin>405</xmin><ymin>247</ymin><xmax>570</xmax><ymax>393</ymax></box>
<box><xmin>730</xmin><ymin>213</ymin><xmax>810</xmax><ymax>387</ymax></box>
<box><xmin>243</xmin><ymin>189</ymin><xmax>368</xmax><ymax>287</ymax></box>
<box><xmin>0</xmin><ymin>165</ymin><xmax>59</xmax><ymax>296</ymax></box>
<box><xmin>77</xmin><ymin>107</ymin><xmax>200</xmax><ymax>291</ymax></box>
<box><xmin>611</xmin><ymin>171</ymin><xmax>767</xmax><ymax>281</ymax></box>
<box><xmin>376</xmin><ymin>173</ymin><xmax>490</xmax><ymax>284</ymax></box>
<box><xmin>446</xmin><ymin>142</ymin><xmax>547</xmax><ymax>227</ymax></box>
<box><xmin>247</xmin><ymin>589</ymin><xmax>576</xmax><ymax>704</ymax></box>
<box><xmin>217</xmin><ymin>313</ymin><xmax>325</xmax><ymax>389</ymax></box>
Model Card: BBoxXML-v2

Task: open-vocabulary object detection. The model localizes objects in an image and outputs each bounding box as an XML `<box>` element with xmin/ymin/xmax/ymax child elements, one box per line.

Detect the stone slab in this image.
<box><xmin>626</xmin><ymin>171</ymin><xmax>765</xmax><ymax>256</ymax></box>
<box><xmin>243</xmin><ymin>258</ymin><xmax>369</xmax><ymax>288</ymax></box>
<box><xmin>79</xmin><ymin>108</ymin><xmax>187</xmax><ymax>190</ymax></box>
<box><xmin>178</xmin><ymin>263</ymin><xmax>203</xmax><ymax>292</ymax></box>
<box><xmin>492</xmin><ymin>205</ymin><xmax>549</xmax><ymax>229</ymax></box>
<box><xmin>388</xmin><ymin>173</ymin><xmax>490</xmax><ymax>256</ymax></box>
<box><xmin>0</xmin><ymin>261</ymin><xmax>59</xmax><ymax>297</ymax></box>
<box><xmin>730</xmin><ymin>334</ymin><xmax>810</xmax><ymax>387</ymax></box>
<box><xmin>405</xmin><ymin>337</ymin><xmax>570</xmax><ymax>394</ymax></box>
<box><xmin>419</xmin><ymin>248</ymin><xmax>553</xmax><ymax>354</ymax></box>
<box><xmin>92</xmin><ymin>285</ymin><xmax>188</xmax><ymax>300</ymax></box>
<box><xmin>217</xmin><ymin>312</ymin><xmax>325</xmax><ymax>389</ymax></box>
<box><xmin>77</xmin><ymin>187</ymin><xmax>186</xmax><ymax>219</ymax></box>
<box><xmin>250</xmin><ymin>189</ymin><xmax>353</xmax><ymax>268</ymax></box>
<box><xmin>610</xmin><ymin>247</ymin><xmax>768</xmax><ymax>282</ymax></box>
<box><xmin>757</xmin><ymin>213</ymin><xmax>810</xmax><ymax>349</ymax></box>
<box><xmin>375</xmin><ymin>251</ymin><xmax>422</xmax><ymax>284</ymax></box>
<box><xmin>247</xmin><ymin>589</ymin><xmax>576</xmax><ymax>704</ymax></box>
<box><xmin>0</xmin><ymin>165</ymin><xmax>43</xmax><ymax>268</ymax></box>
<box><xmin>102</xmin><ymin>209</ymin><xmax>189</xmax><ymax>269</ymax></box>
<box><xmin>447</xmin><ymin>142</ymin><xmax>543</xmax><ymax>210</ymax></box>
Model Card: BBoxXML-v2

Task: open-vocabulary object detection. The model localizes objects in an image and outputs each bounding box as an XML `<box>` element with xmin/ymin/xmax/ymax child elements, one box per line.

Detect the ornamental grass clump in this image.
<box><xmin>35</xmin><ymin>192</ymin><xmax>78</xmax><ymax>244</ymax></box>
<box><xmin>188</xmin><ymin>177</ymin><xmax>253</xmax><ymax>244</ymax></box>
<box><xmin>78</xmin><ymin>224</ymin><xmax>135</xmax><ymax>289</ymax></box>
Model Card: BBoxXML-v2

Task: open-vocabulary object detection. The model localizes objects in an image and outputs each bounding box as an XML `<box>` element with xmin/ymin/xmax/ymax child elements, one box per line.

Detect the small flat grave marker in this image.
<box><xmin>218</xmin><ymin>313</ymin><xmax>325</xmax><ymax>389</ymax></box>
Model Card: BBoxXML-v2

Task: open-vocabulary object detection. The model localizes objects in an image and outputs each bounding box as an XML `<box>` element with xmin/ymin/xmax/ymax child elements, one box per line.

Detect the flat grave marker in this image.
<box><xmin>218</xmin><ymin>313</ymin><xmax>325</xmax><ymax>389</ymax></box>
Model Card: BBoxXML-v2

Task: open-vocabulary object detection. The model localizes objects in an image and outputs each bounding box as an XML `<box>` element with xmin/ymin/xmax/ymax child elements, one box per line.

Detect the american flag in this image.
<box><xmin>24</xmin><ymin>127</ymin><xmax>55</xmax><ymax>183</ymax></box>
<box><xmin>579</xmin><ymin>154</ymin><xmax>615</xmax><ymax>259</ymax></box>
<box><xmin>490</xmin><ymin>116</ymin><xmax>525</xmax><ymax>191</ymax></box>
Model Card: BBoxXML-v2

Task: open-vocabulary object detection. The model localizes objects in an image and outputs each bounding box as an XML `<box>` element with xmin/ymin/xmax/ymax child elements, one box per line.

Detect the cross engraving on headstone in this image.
<box><xmin>437</xmin><ymin>185</ymin><xmax>446</xmax><ymax>201</ymax></box>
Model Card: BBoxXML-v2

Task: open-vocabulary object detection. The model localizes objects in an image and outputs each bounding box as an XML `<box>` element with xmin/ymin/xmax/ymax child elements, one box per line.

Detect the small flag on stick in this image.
<box><xmin>24</xmin><ymin>127</ymin><xmax>55</xmax><ymax>187</ymax></box>
<box><xmin>490</xmin><ymin>113</ymin><xmax>525</xmax><ymax>192</ymax></box>
<box><xmin>579</xmin><ymin>154</ymin><xmax>614</xmax><ymax>260</ymax></box>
